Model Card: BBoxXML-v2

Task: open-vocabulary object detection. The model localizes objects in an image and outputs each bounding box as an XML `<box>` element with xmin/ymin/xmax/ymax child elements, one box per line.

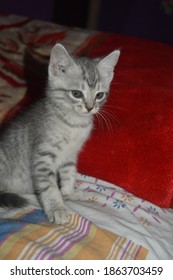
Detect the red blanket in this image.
<box><xmin>77</xmin><ymin>34</ymin><xmax>173</xmax><ymax>208</ymax></box>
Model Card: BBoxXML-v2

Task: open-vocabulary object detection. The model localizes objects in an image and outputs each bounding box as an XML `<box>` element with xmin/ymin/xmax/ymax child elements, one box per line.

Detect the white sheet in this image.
<box><xmin>65</xmin><ymin>174</ymin><xmax>173</xmax><ymax>259</ymax></box>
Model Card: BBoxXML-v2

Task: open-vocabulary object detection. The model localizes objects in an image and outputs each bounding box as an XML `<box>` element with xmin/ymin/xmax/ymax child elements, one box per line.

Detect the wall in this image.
<box><xmin>0</xmin><ymin>0</ymin><xmax>55</xmax><ymax>21</ymax></box>
<box><xmin>97</xmin><ymin>0</ymin><xmax>173</xmax><ymax>44</ymax></box>
<box><xmin>1</xmin><ymin>0</ymin><xmax>173</xmax><ymax>44</ymax></box>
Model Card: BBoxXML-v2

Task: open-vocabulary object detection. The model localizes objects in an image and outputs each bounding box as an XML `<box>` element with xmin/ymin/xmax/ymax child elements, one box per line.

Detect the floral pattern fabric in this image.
<box><xmin>65</xmin><ymin>174</ymin><xmax>173</xmax><ymax>259</ymax></box>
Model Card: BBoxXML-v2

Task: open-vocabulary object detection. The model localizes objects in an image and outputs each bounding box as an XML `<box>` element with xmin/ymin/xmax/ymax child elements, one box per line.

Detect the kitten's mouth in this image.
<box><xmin>75</xmin><ymin>106</ymin><xmax>97</xmax><ymax>116</ymax></box>
<box><xmin>80</xmin><ymin>109</ymin><xmax>98</xmax><ymax>116</ymax></box>
<box><xmin>77</xmin><ymin>111</ymin><xmax>94</xmax><ymax>117</ymax></box>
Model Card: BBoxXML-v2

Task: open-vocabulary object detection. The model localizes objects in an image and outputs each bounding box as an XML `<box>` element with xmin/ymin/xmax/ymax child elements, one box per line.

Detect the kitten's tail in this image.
<box><xmin>0</xmin><ymin>192</ymin><xmax>28</xmax><ymax>208</ymax></box>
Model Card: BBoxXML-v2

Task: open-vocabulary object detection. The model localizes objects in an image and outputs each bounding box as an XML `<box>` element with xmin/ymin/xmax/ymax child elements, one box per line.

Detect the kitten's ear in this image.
<box><xmin>49</xmin><ymin>43</ymin><xmax>74</xmax><ymax>76</ymax></box>
<box><xmin>97</xmin><ymin>50</ymin><xmax>120</xmax><ymax>81</ymax></box>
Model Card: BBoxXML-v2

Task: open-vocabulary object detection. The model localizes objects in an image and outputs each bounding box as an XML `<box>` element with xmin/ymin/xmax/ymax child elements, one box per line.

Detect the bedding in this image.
<box><xmin>0</xmin><ymin>14</ymin><xmax>173</xmax><ymax>260</ymax></box>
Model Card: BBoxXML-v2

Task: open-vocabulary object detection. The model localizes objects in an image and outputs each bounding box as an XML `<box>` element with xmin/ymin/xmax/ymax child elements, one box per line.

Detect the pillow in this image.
<box><xmin>78</xmin><ymin>34</ymin><xmax>173</xmax><ymax>208</ymax></box>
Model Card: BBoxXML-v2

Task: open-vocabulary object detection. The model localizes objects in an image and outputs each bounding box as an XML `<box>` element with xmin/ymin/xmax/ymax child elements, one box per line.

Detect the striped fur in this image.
<box><xmin>0</xmin><ymin>44</ymin><xmax>120</xmax><ymax>224</ymax></box>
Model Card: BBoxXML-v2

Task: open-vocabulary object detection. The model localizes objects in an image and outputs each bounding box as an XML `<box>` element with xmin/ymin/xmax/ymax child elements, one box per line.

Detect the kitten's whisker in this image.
<box><xmin>100</xmin><ymin>108</ymin><xmax>121</xmax><ymax>126</ymax></box>
<box><xmin>104</xmin><ymin>104</ymin><xmax>127</xmax><ymax>111</ymax></box>
<box><xmin>95</xmin><ymin>113</ymin><xmax>104</xmax><ymax>130</ymax></box>
<box><xmin>97</xmin><ymin>111</ymin><xmax>113</xmax><ymax>133</ymax></box>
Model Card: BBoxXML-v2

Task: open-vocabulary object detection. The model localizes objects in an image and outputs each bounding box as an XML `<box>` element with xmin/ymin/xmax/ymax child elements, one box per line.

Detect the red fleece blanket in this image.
<box><xmin>77</xmin><ymin>34</ymin><xmax>173</xmax><ymax>208</ymax></box>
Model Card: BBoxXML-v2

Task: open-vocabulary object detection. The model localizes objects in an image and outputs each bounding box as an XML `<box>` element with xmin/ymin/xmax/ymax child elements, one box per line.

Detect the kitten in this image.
<box><xmin>0</xmin><ymin>44</ymin><xmax>120</xmax><ymax>224</ymax></box>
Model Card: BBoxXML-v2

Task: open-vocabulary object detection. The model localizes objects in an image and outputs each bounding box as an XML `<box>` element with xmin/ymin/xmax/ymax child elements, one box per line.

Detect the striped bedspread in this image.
<box><xmin>0</xmin><ymin>206</ymin><xmax>148</xmax><ymax>260</ymax></box>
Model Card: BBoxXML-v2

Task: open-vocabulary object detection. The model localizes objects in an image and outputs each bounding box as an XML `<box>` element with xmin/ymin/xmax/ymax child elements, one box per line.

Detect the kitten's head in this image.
<box><xmin>48</xmin><ymin>43</ymin><xmax>120</xmax><ymax>116</ymax></box>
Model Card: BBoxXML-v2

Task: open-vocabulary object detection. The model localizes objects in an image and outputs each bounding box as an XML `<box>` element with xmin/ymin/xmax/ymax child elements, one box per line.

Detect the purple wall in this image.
<box><xmin>0</xmin><ymin>0</ymin><xmax>55</xmax><ymax>21</ymax></box>
<box><xmin>98</xmin><ymin>0</ymin><xmax>173</xmax><ymax>44</ymax></box>
<box><xmin>1</xmin><ymin>0</ymin><xmax>173</xmax><ymax>44</ymax></box>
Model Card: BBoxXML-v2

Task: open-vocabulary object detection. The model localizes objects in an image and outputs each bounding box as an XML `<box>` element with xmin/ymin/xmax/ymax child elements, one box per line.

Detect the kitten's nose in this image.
<box><xmin>86</xmin><ymin>106</ymin><xmax>93</xmax><ymax>112</ymax></box>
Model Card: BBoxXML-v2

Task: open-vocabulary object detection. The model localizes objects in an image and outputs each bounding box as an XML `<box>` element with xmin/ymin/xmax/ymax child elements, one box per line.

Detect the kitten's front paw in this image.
<box><xmin>46</xmin><ymin>207</ymin><xmax>73</xmax><ymax>224</ymax></box>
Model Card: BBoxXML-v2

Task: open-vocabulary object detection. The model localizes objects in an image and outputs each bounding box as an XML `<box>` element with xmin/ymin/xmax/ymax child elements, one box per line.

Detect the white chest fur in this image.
<box><xmin>61</xmin><ymin>123</ymin><xmax>92</xmax><ymax>155</ymax></box>
<box><xmin>44</xmin><ymin>120</ymin><xmax>93</xmax><ymax>169</ymax></box>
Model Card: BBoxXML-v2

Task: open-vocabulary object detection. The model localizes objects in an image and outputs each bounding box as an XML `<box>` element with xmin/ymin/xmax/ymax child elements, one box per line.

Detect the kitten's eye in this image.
<box><xmin>71</xmin><ymin>90</ymin><xmax>83</xmax><ymax>99</ymax></box>
<box><xmin>96</xmin><ymin>92</ymin><xmax>105</xmax><ymax>100</ymax></box>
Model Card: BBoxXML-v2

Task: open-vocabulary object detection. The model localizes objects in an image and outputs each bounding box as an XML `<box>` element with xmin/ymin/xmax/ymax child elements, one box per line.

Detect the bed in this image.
<box><xmin>0</xmin><ymin>14</ymin><xmax>173</xmax><ymax>260</ymax></box>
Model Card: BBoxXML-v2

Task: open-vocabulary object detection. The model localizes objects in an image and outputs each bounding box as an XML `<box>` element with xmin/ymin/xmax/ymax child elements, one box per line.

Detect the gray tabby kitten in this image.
<box><xmin>0</xmin><ymin>44</ymin><xmax>120</xmax><ymax>224</ymax></box>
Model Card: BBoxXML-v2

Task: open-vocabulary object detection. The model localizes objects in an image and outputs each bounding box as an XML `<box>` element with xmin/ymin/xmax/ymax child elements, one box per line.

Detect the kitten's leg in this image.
<box><xmin>32</xmin><ymin>160</ymin><xmax>73</xmax><ymax>224</ymax></box>
<box><xmin>59</xmin><ymin>161</ymin><xmax>84</xmax><ymax>201</ymax></box>
<box><xmin>59</xmin><ymin>161</ymin><xmax>76</xmax><ymax>197</ymax></box>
